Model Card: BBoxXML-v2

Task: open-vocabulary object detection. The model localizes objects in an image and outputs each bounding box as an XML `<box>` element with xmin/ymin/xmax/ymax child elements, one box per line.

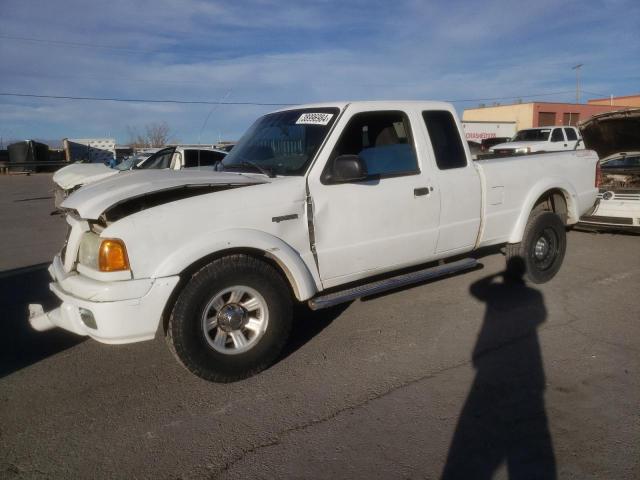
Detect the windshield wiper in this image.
<box><xmin>222</xmin><ymin>160</ymin><xmax>276</xmax><ymax>178</ymax></box>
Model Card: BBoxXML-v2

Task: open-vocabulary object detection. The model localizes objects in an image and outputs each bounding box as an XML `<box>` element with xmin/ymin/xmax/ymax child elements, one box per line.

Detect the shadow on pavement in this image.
<box><xmin>280</xmin><ymin>302</ymin><xmax>351</xmax><ymax>360</ymax></box>
<box><xmin>442</xmin><ymin>257</ymin><xmax>556</xmax><ymax>480</ymax></box>
<box><xmin>0</xmin><ymin>263</ymin><xmax>84</xmax><ymax>379</ymax></box>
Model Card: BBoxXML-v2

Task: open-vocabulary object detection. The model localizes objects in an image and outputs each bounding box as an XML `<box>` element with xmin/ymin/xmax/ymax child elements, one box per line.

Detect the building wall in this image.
<box><xmin>462</xmin><ymin>103</ymin><xmax>534</xmax><ymax>130</ymax></box>
<box><xmin>463</xmin><ymin>101</ymin><xmax>633</xmax><ymax>131</ymax></box>
<box><xmin>530</xmin><ymin>103</ymin><xmax>623</xmax><ymax>127</ymax></box>
<box><xmin>588</xmin><ymin>94</ymin><xmax>640</xmax><ymax>107</ymax></box>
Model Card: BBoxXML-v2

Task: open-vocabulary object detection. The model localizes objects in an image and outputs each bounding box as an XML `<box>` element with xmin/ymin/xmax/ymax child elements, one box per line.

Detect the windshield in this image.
<box><xmin>512</xmin><ymin>129</ymin><xmax>551</xmax><ymax>142</ymax></box>
<box><xmin>220</xmin><ymin>107</ymin><xmax>339</xmax><ymax>176</ymax></box>
<box><xmin>115</xmin><ymin>155</ymin><xmax>145</xmax><ymax>171</ymax></box>
<box><xmin>135</xmin><ymin>147</ymin><xmax>176</xmax><ymax>169</ymax></box>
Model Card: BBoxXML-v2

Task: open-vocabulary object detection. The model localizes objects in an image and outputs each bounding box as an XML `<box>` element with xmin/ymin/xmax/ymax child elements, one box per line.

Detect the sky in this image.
<box><xmin>1</xmin><ymin>0</ymin><xmax>638</xmax><ymax>145</ymax></box>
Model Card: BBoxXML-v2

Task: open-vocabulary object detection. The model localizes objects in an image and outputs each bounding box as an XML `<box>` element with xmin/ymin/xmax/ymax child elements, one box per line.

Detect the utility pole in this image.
<box><xmin>572</xmin><ymin>64</ymin><xmax>583</xmax><ymax>103</ymax></box>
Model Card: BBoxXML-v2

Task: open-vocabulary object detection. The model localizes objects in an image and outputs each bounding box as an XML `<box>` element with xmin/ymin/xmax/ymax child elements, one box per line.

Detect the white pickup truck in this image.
<box><xmin>489</xmin><ymin>126</ymin><xmax>584</xmax><ymax>155</ymax></box>
<box><xmin>29</xmin><ymin>101</ymin><xmax>599</xmax><ymax>382</ymax></box>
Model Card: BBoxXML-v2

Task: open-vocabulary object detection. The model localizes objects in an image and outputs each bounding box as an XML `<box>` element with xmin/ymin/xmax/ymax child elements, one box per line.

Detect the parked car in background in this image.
<box><xmin>578</xmin><ymin>108</ymin><xmax>640</xmax><ymax>232</ymax></box>
<box><xmin>114</xmin><ymin>152</ymin><xmax>155</xmax><ymax>171</ymax></box>
<box><xmin>217</xmin><ymin>143</ymin><xmax>236</xmax><ymax>152</ymax></box>
<box><xmin>30</xmin><ymin>100</ymin><xmax>599</xmax><ymax>382</ymax></box>
<box><xmin>467</xmin><ymin>141</ymin><xmax>482</xmax><ymax>160</ymax></box>
<box><xmin>490</xmin><ymin>126</ymin><xmax>583</xmax><ymax>155</ymax></box>
<box><xmin>480</xmin><ymin>136</ymin><xmax>511</xmax><ymax>152</ymax></box>
<box><xmin>53</xmin><ymin>146</ymin><xmax>227</xmax><ymax>207</ymax></box>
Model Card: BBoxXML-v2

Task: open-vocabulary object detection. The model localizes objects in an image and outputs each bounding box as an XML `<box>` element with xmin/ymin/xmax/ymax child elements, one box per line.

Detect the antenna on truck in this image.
<box><xmin>196</xmin><ymin>90</ymin><xmax>232</xmax><ymax>168</ymax></box>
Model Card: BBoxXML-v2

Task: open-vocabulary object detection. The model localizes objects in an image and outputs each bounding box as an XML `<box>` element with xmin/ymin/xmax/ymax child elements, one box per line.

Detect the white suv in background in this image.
<box><xmin>53</xmin><ymin>146</ymin><xmax>227</xmax><ymax>207</ymax></box>
<box><xmin>489</xmin><ymin>126</ymin><xmax>583</xmax><ymax>155</ymax></box>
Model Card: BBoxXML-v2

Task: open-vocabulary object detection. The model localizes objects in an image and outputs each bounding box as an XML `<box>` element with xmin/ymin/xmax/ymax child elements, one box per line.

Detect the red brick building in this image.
<box><xmin>463</xmin><ymin>94</ymin><xmax>639</xmax><ymax>130</ymax></box>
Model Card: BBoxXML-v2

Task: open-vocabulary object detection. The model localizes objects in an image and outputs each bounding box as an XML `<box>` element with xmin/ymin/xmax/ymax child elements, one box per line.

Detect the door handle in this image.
<box><xmin>414</xmin><ymin>187</ymin><xmax>430</xmax><ymax>197</ymax></box>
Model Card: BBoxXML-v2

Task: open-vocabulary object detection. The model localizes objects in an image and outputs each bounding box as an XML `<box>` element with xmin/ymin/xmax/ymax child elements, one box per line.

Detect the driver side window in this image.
<box><xmin>331</xmin><ymin>111</ymin><xmax>419</xmax><ymax>177</ymax></box>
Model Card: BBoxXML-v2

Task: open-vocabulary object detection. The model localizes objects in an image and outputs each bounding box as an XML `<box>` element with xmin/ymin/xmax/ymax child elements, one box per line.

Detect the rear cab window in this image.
<box><xmin>422</xmin><ymin>110</ymin><xmax>467</xmax><ymax>170</ymax></box>
<box><xmin>564</xmin><ymin>128</ymin><xmax>578</xmax><ymax>141</ymax></box>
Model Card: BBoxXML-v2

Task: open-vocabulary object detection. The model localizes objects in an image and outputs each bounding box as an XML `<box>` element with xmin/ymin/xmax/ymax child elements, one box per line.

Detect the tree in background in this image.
<box><xmin>127</xmin><ymin>121</ymin><xmax>174</xmax><ymax>147</ymax></box>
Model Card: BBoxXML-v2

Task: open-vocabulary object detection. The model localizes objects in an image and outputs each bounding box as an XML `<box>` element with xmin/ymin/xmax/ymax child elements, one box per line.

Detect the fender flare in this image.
<box><xmin>508</xmin><ymin>178</ymin><xmax>578</xmax><ymax>244</ymax></box>
<box><xmin>152</xmin><ymin>228</ymin><xmax>321</xmax><ymax>301</ymax></box>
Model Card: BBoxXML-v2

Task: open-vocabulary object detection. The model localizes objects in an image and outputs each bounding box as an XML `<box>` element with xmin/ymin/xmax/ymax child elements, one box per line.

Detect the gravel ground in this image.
<box><xmin>0</xmin><ymin>174</ymin><xmax>638</xmax><ymax>479</ymax></box>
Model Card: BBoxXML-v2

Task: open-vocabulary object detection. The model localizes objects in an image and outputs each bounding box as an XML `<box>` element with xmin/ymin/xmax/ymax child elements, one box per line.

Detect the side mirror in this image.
<box><xmin>326</xmin><ymin>154</ymin><xmax>368</xmax><ymax>183</ymax></box>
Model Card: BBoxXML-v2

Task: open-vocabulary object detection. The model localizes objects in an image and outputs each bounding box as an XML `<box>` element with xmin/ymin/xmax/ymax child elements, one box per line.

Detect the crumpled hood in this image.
<box><xmin>61</xmin><ymin>169</ymin><xmax>267</xmax><ymax>219</ymax></box>
<box><xmin>53</xmin><ymin>163</ymin><xmax>118</xmax><ymax>190</ymax></box>
<box><xmin>580</xmin><ymin>108</ymin><xmax>640</xmax><ymax>159</ymax></box>
<box><xmin>490</xmin><ymin>141</ymin><xmax>545</xmax><ymax>151</ymax></box>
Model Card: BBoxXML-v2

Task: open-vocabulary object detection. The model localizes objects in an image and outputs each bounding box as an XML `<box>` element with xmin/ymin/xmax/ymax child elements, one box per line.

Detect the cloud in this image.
<box><xmin>0</xmin><ymin>0</ymin><xmax>638</xmax><ymax>142</ymax></box>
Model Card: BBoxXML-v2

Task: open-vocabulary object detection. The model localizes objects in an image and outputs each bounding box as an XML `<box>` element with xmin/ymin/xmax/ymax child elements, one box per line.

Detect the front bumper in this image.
<box><xmin>28</xmin><ymin>255</ymin><xmax>180</xmax><ymax>344</ymax></box>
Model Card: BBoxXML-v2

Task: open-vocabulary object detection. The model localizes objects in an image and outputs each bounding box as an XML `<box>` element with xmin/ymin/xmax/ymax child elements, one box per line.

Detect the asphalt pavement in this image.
<box><xmin>0</xmin><ymin>174</ymin><xmax>638</xmax><ymax>479</ymax></box>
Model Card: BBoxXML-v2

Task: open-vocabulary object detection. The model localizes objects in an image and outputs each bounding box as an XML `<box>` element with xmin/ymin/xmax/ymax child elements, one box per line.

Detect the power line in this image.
<box><xmin>0</xmin><ymin>34</ymin><xmax>339</xmax><ymax>64</ymax></box>
<box><xmin>0</xmin><ymin>90</ymin><xmax>580</xmax><ymax>107</ymax></box>
<box><xmin>0</xmin><ymin>34</ymin><xmax>160</xmax><ymax>54</ymax></box>
<box><xmin>0</xmin><ymin>92</ymin><xmax>291</xmax><ymax>106</ymax></box>
<box><xmin>445</xmin><ymin>90</ymin><xmax>576</xmax><ymax>103</ymax></box>
<box><xmin>0</xmin><ymin>33</ymin><xmax>251</xmax><ymax>63</ymax></box>
<box><xmin>582</xmin><ymin>90</ymin><xmax>611</xmax><ymax>98</ymax></box>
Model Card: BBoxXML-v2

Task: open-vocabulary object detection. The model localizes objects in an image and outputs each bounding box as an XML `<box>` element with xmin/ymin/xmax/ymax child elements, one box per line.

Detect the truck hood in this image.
<box><xmin>61</xmin><ymin>169</ymin><xmax>267</xmax><ymax>220</ymax></box>
<box><xmin>580</xmin><ymin>108</ymin><xmax>640</xmax><ymax>159</ymax></box>
<box><xmin>53</xmin><ymin>163</ymin><xmax>118</xmax><ymax>190</ymax></box>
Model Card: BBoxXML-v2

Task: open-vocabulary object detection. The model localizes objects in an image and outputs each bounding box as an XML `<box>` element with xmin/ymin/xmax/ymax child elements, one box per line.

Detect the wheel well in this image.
<box><xmin>532</xmin><ymin>189</ymin><xmax>569</xmax><ymax>224</ymax></box>
<box><xmin>159</xmin><ymin>248</ymin><xmax>296</xmax><ymax>335</ymax></box>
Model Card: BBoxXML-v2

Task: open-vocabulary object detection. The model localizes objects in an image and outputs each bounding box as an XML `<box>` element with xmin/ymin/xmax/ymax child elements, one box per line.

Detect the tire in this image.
<box><xmin>166</xmin><ymin>254</ymin><xmax>292</xmax><ymax>382</ymax></box>
<box><xmin>505</xmin><ymin>211</ymin><xmax>566</xmax><ymax>284</ymax></box>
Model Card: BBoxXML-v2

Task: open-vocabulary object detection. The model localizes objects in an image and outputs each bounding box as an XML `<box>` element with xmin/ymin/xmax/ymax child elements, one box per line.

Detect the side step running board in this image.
<box><xmin>308</xmin><ymin>258</ymin><xmax>478</xmax><ymax>310</ymax></box>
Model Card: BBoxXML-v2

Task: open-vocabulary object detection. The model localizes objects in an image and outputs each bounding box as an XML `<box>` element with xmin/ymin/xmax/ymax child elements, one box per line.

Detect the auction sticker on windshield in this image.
<box><xmin>296</xmin><ymin>112</ymin><xmax>334</xmax><ymax>125</ymax></box>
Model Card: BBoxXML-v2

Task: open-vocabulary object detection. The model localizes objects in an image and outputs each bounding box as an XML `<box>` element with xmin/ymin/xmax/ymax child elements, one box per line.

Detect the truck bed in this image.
<box><xmin>475</xmin><ymin>150</ymin><xmax>599</xmax><ymax>247</ymax></box>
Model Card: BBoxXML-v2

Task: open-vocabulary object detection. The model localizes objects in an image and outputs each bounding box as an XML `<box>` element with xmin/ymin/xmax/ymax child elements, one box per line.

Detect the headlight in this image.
<box><xmin>515</xmin><ymin>147</ymin><xmax>531</xmax><ymax>154</ymax></box>
<box><xmin>78</xmin><ymin>232</ymin><xmax>130</xmax><ymax>272</ymax></box>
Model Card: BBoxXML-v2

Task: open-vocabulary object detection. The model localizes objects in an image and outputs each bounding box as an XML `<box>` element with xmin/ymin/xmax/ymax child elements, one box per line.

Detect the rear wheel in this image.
<box><xmin>167</xmin><ymin>255</ymin><xmax>292</xmax><ymax>382</ymax></box>
<box><xmin>506</xmin><ymin>211</ymin><xmax>566</xmax><ymax>284</ymax></box>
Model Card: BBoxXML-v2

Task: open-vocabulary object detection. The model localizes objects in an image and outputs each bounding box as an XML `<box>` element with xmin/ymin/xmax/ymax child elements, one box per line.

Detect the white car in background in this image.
<box><xmin>578</xmin><ymin>108</ymin><xmax>640</xmax><ymax>232</ymax></box>
<box><xmin>490</xmin><ymin>126</ymin><xmax>583</xmax><ymax>155</ymax></box>
<box><xmin>53</xmin><ymin>146</ymin><xmax>227</xmax><ymax>207</ymax></box>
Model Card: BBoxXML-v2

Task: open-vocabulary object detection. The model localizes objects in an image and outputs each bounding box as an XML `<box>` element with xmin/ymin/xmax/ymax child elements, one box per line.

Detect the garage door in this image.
<box><xmin>538</xmin><ymin>112</ymin><xmax>556</xmax><ymax>126</ymax></box>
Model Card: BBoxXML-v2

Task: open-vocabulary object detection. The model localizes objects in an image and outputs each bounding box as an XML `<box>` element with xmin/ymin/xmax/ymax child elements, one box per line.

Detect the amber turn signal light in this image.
<box><xmin>98</xmin><ymin>239</ymin><xmax>130</xmax><ymax>272</ymax></box>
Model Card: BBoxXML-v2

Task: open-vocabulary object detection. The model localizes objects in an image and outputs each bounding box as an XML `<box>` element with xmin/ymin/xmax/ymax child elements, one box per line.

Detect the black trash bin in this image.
<box><xmin>7</xmin><ymin>140</ymin><xmax>50</xmax><ymax>172</ymax></box>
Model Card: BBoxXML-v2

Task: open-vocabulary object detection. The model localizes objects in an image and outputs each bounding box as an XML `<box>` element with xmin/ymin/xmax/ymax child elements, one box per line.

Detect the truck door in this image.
<box><xmin>308</xmin><ymin>108</ymin><xmax>440</xmax><ymax>287</ymax></box>
<box><xmin>550</xmin><ymin>128</ymin><xmax>568</xmax><ymax>151</ymax></box>
<box><xmin>564</xmin><ymin>127</ymin><xmax>580</xmax><ymax>149</ymax></box>
<box><xmin>420</xmin><ymin>110</ymin><xmax>482</xmax><ymax>254</ymax></box>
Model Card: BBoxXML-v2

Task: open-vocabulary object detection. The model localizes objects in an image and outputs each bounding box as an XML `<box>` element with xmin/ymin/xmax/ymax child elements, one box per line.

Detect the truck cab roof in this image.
<box><xmin>274</xmin><ymin>100</ymin><xmax>456</xmax><ymax>113</ymax></box>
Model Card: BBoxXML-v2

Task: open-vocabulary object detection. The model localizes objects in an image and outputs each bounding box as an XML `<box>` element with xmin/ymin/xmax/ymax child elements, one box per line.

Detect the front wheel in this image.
<box><xmin>505</xmin><ymin>211</ymin><xmax>567</xmax><ymax>284</ymax></box>
<box><xmin>166</xmin><ymin>255</ymin><xmax>292</xmax><ymax>382</ymax></box>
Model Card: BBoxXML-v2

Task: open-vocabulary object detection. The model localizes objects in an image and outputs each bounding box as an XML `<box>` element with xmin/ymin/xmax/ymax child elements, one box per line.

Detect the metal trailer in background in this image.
<box><xmin>461</xmin><ymin>120</ymin><xmax>517</xmax><ymax>143</ymax></box>
<box><xmin>62</xmin><ymin>138</ymin><xmax>116</xmax><ymax>164</ymax></box>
